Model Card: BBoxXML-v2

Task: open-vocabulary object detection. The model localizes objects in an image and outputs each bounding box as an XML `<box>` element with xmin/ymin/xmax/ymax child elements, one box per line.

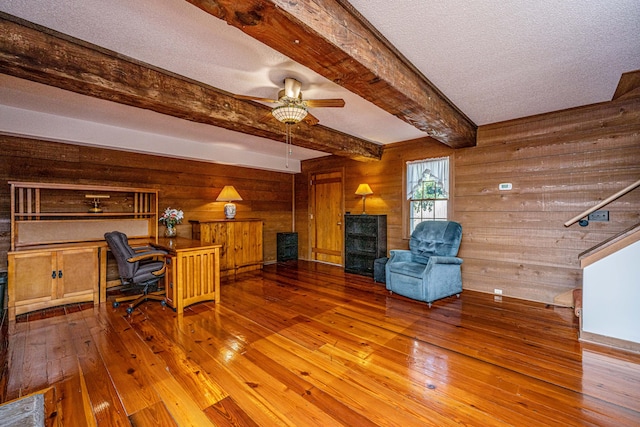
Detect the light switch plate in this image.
<box><xmin>588</xmin><ymin>210</ymin><xmax>609</xmax><ymax>221</ymax></box>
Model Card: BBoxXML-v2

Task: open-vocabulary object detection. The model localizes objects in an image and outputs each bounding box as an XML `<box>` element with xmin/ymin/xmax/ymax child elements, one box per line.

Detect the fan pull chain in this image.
<box><xmin>285</xmin><ymin>123</ymin><xmax>293</xmax><ymax>169</ymax></box>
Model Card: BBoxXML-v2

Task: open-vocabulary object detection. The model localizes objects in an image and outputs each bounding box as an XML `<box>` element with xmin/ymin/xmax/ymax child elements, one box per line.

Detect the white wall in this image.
<box><xmin>582</xmin><ymin>240</ymin><xmax>640</xmax><ymax>344</ymax></box>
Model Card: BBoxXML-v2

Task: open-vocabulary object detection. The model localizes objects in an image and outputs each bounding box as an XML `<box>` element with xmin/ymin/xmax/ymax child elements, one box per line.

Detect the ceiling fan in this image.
<box><xmin>234</xmin><ymin>77</ymin><xmax>345</xmax><ymax>125</ymax></box>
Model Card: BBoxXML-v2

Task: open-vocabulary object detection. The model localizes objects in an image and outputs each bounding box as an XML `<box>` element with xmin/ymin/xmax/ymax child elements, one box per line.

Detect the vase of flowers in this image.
<box><xmin>159</xmin><ymin>207</ymin><xmax>184</xmax><ymax>238</ymax></box>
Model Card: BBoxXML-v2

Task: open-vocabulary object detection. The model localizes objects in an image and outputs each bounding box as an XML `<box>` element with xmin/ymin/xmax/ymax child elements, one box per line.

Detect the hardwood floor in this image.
<box><xmin>2</xmin><ymin>261</ymin><xmax>640</xmax><ymax>426</ymax></box>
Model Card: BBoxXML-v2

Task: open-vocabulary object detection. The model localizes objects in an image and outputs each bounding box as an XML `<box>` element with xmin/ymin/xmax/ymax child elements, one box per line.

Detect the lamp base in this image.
<box><xmin>224</xmin><ymin>203</ymin><xmax>237</xmax><ymax>219</ymax></box>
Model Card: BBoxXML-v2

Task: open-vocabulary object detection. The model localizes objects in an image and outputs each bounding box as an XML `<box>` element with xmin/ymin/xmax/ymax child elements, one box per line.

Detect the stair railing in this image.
<box><xmin>564</xmin><ymin>178</ymin><xmax>640</xmax><ymax>227</ymax></box>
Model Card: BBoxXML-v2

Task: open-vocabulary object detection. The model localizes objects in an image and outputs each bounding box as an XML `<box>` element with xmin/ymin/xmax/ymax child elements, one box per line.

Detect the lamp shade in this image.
<box><xmin>272</xmin><ymin>104</ymin><xmax>308</xmax><ymax>124</ymax></box>
<box><xmin>216</xmin><ymin>185</ymin><xmax>242</xmax><ymax>202</ymax></box>
<box><xmin>355</xmin><ymin>183</ymin><xmax>373</xmax><ymax>196</ymax></box>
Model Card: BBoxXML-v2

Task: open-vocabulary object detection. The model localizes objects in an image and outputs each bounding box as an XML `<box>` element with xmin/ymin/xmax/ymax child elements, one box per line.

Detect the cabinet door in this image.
<box><xmin>232</xmin><ymin>221</ymin><xmax>263</xmax><ymax>272</ymax></box>
<box><xmin>57</xmin><ymin>248</ymin><xmax>98</xmax><ymax>298</ymax></box>
<box><xmin>210</xmin><ymin>222</ymin><xmax>231</xmax><ymax>272</ymax></box>
<box><xmin>9</xmin><ymin>251</ymin><xmax>56</xmax><ymax>303</ymax></box>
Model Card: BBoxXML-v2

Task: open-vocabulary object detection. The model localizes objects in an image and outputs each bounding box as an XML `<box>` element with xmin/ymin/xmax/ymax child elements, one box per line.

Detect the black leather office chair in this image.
<box><xmin>104</xmin><ymin>231</ymin><xmax>167</xmax><ymax>314</ymax></box>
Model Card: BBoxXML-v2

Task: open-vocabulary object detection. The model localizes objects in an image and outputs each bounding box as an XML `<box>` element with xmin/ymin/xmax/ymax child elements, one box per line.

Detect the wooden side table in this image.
<box><xmin>153</xmin><ymin>238</ymin><xmax>221</xmax><ymax>314</ymax></box>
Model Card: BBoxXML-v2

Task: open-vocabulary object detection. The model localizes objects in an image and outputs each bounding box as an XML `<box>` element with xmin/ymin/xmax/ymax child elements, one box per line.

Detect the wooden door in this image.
<box><xmin>310</xmin><ymin>171</ymin><xmax>344</xmax><ymax>265</ymax></box>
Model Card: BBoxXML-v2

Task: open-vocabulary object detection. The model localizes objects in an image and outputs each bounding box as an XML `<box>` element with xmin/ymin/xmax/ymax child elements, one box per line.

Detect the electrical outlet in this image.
<box><xmin>588</xmin><ymin>210</ymin><xmax>609</xmax><ymax>222</ymax></box>
<box><xmin>494</xmin><ymin>288</ymin><xmax>503</xmax><ymax>295</ymax></box>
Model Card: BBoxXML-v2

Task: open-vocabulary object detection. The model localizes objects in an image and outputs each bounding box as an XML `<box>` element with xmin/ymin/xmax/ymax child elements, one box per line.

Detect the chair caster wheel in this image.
<box><xmin>112</xmin><ymin>301</ymin><xmax>120</xmax><ymax>308</ymax></box>
<box><xmin>161</xmin><ymin>300</ymin><xmax>167</xmax><ymax>307</ymax></box>
<box><xmin>126</xmin><ymin>307</ymin><xmax>134</xmax><ymax>315</ymax></box>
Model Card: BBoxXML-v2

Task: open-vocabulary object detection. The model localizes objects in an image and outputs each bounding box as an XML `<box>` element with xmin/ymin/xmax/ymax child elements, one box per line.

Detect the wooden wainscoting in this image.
<box><xmin>3</xmin><ymin>261</ymin><xmax>639</xmax><ymax>426</ymax></box>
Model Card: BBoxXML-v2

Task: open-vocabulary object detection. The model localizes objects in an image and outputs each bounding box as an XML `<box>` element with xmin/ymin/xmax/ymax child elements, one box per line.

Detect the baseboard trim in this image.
<box><xmin>579</xmin><ymin>330</ymin><xmax>640</xmax><ymax>354</ymax></box>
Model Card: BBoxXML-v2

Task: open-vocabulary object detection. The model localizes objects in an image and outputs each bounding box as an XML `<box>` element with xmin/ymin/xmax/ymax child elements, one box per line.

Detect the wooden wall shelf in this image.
<box><xmin>14</xmin><ymin>212</ymin><xmax>157</xmax><ymax>218</ymax></box>
<box><xmin>9</xmin><ymin>181</ymin><xmax>159</xmax><ymax>250</ymax></box>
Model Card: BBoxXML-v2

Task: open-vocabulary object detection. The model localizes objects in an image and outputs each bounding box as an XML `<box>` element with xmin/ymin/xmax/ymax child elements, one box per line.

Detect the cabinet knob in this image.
<box><xmin>337</xmin><ymin>222</ymin><xmax>342</xmax><ymax>225</ymax></box>
<box><xmin>58</xmin><ymin>270</ymin><xmax>63</xmax><ymax>278</ymax></box>
<box><xmin>52</xmin><ymin>270</ymin><xmax>57</xmax><ymax>279</ymax></box>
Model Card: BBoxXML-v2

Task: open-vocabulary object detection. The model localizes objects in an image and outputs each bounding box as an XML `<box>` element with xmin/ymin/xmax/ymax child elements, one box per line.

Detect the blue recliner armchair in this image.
<box><xmin>386</xmin><ymin>221</ymin><xmax>463</xmax><ymax>307</ymax></box>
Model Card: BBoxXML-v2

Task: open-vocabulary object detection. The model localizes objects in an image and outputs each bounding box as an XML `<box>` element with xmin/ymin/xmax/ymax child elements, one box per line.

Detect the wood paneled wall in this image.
<box><xmin>2</xmin><ymin>97</ymin><xmax>638</xmax><ymax>304</ymax></box>
<box><xmin>297</xmin><ymin>97</ymin><xmax>640</xmax><ymax>304</ymax></box>
<box><xmin>0</xmin><ymin>136</ymin><xmax>295</xmax><ymax>270</ymax></box>
<box><xmin>459</xmin><ymin>97</ymin><xmax>640</xmax><ymax>302</ymax></box>
<box><xmin>295</xmin><ymin>138</ymin><xmax>453</xmax><ymax>261</ymax></box>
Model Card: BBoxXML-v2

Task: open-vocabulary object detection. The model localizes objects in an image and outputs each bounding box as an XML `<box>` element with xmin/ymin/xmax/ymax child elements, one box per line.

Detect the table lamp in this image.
<box><xmin>216</xmin><ymin>185</ymin><xmax>242</xmax><ymax>219</ymax></box>
<box><xmin>355</xmin><ymin>183</ymin><xmax>373</xmax><ymax>215</ymax></box>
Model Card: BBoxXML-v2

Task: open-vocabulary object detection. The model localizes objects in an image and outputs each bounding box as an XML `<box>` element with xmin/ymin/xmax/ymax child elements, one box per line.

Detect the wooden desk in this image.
<box><xmin>152</xmin><ymin>238</ymin><xmax>221</xmax><ymax>314</ymax></box>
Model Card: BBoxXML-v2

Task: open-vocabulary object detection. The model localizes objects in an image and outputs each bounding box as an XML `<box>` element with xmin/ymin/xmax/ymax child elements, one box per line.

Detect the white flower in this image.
<box><xmin>159</xmin><ymin>207</ymin><xmax>184</xmax><ymax>227</ymax></box>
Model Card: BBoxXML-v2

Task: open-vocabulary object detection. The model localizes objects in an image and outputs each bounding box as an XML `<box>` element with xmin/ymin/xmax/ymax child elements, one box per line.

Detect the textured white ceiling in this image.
<box><xmin>350</xmin><ymin>0</ymin><xmax>640</xmax><ymax>124</ymax></box>
<box><xmin>1</xmin><ymin>0</ymin><xmax>639</xmax><ymax>172</ymax></box>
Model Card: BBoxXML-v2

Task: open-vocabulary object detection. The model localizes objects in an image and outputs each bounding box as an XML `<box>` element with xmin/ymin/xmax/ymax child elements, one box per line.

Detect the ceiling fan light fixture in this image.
<box><xmin>272</xmin><ymin>104</ymin><xmax>308</xmax><ymax>124</ymax></box>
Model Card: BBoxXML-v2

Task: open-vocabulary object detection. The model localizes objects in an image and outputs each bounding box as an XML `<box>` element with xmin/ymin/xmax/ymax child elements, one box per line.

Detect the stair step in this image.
<box><xmin>553</xmin><ymin>288</ymin><xmax>582</xmax><ymax>318</ymax></box>
<box><xmin>553</xmin><ymin>289</ymin><xmax>574</xmax><ymax>307</ymax></box>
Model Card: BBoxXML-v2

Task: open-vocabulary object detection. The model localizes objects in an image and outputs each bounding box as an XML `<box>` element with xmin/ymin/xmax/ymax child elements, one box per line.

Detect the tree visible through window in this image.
<box><xmin>406</xmin><ymin>157</ymin><xmax>449</xmax><ymax>234</ymax></box>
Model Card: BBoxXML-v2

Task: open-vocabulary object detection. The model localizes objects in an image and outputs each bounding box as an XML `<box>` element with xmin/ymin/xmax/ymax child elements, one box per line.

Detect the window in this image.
<box><xmin>406</xmin><ymin>156</ymin><xmax>449</xmax><ymax>234</ymax></box>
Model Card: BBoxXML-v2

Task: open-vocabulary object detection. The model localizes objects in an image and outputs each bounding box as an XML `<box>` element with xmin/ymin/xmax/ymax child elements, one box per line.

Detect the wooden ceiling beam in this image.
<box><xmin>0</xmin><ymin>14</ymin><xmax>383</xmax><ymax>161</ymax></box>
<box><xmin>612</xmin><ymin>69</ymin><xmax>640</xmax><ymax>101</ymax></box>
<box><xmin>187</xmin><ymin>0</ymin><xmax>477</xmax><ymax>148</ymax></box>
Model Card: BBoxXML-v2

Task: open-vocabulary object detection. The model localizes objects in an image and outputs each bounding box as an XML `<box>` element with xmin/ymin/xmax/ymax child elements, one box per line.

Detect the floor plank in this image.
<box><xmin>129</xmin><ymin>401</ymin><xmax>178</xmax><ymax>427</ymax></box>
<box><xmin>2</xmin><ymin>261</ymin><xmax>639</xmax><ymax>426</ymax></box>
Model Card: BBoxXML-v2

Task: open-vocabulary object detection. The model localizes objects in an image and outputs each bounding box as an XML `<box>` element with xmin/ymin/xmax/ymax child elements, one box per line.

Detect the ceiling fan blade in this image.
<box><xmin>283</xmin><ymin>78</ymin><xmax>302</xmax><ymax>99</ymax></box>
<box><xmin>234</xmin><ymin>94</ymin><xmax>279</xmax><ymax>103</ymax></box>
<box><xmin>305</xmin><ymin>98</ymin><xmax>345</xmax><ymax>108</ymax></box>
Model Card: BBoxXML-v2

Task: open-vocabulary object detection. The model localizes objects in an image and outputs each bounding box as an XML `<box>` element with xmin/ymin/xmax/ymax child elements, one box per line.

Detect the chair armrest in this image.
<box><xmin>427</xmin><ymin>256</ymin><xmax>463</xmax><ymax>265</ymax></box>
<box><xmin>388</xmin><ymin>249</ymin><xmax>412</xmax><ymax>263</ymax></box>
<box><xmin>127</xmin><ymin>250</ymin><xmax>167</xmax><ymax>263</ymax></box>
<box><xmin>151</xmin><ymin>264</ymin><xmax>167</xmax><ymax>276</ymax></box>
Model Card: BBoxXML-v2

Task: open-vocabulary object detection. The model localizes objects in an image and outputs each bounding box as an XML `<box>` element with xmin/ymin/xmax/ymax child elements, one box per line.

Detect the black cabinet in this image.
<box><xmin>344</xmin><ymin>215</ymin><xmax>387</xmax><ymax>276</ymax></box>
<box><xmin>277</xmin><ymin>232</ymin><xmax>298</xmax><ymax>261</ymax></box>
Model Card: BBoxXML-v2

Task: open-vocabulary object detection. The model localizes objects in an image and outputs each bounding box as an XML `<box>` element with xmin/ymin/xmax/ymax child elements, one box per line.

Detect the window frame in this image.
<box><xmin>402</xmin><ymin>156</ymin><xmax>452</xmax><ymax>239</ymax></box>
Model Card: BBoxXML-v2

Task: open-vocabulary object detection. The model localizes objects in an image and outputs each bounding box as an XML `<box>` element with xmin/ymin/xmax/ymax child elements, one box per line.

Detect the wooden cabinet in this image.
<box><xmin>190</xmin><ymin>219</ymin><xmax>263</xmax><ymax>277</ymax></box>
<box><xmin>344</xmin><ymin>215</ymin><xmax>387</xmax><ymax>277</ymax></box>
<box><xmin>156</xmin><ymin>238</ymin><xmax>221</xmax><ymax>314</ymax></box>
<box><xmin>7</xmin><ymin>246</ymin><xmax>99</xmax><ymax>320</ymax></box>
